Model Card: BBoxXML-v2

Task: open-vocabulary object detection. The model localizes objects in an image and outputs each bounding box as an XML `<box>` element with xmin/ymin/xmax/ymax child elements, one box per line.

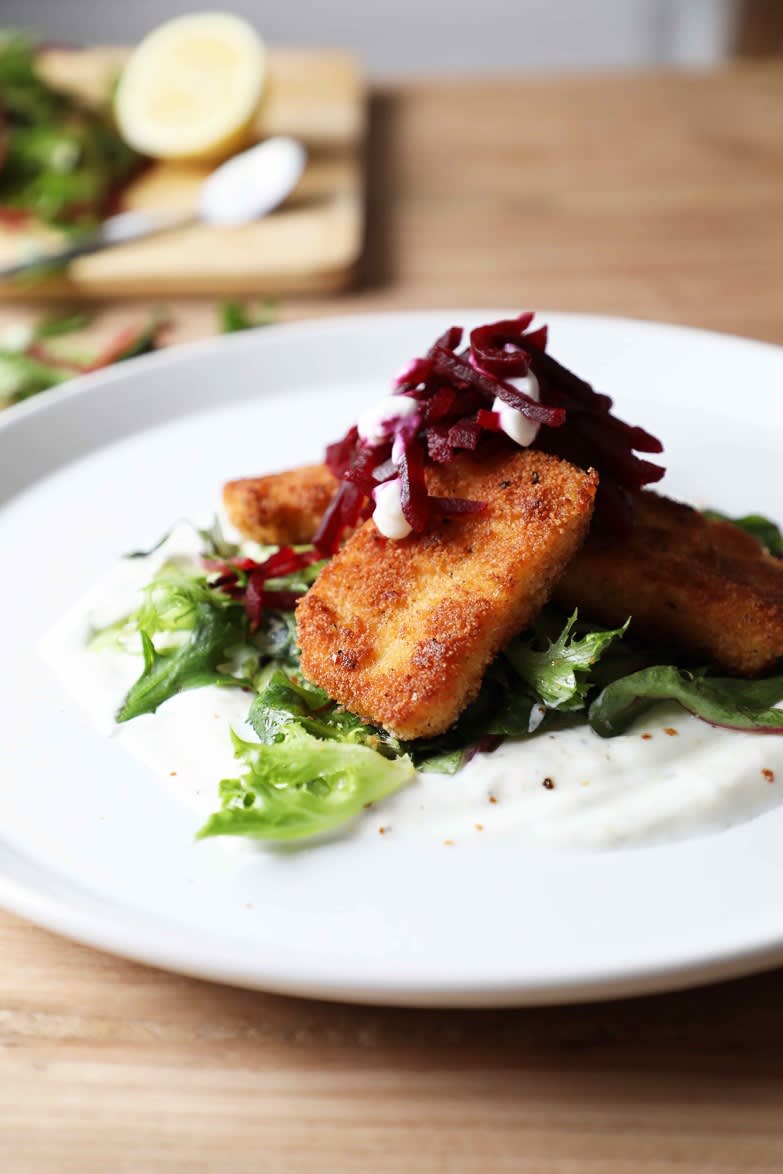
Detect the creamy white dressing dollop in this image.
<box><xmin>40</xmin><ymin>530</ymin><xmax>783</xmax><ymax>852</ymax></box>
<box><xmin>357</xmin><ymin>394</ymin><xmax>418</xmax><ymax>446</ymax></box>
<box><xmin>492</xmin><ymin>369</ymin><xmax>541</xmax><ymax>447</ymax></box>
<box><xmin>372</xmin><ymin>477</ymin><xmax>412</xmax><ymax>540</ymax></box>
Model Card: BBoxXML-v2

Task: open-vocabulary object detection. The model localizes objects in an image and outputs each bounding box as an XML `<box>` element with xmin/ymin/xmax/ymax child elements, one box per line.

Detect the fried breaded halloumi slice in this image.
<box><xmin>295</xmin><ymin>450</ymin><xmax>598</xmax><ymax>740</ymax></box>
<box><xmin>555</xmin><ymin>491</ymin><xmax>783</xmax><ymax>676</ymax></box>
<box><xmin>223</xmin><ymin>465</ymin><xmax>337</xmax><ymax>546</ymax></box>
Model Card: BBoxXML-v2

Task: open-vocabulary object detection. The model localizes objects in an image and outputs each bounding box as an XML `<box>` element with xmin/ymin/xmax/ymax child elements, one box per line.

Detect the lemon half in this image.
<box><xmin>115</xmin><ymin>12</ymin><xmax>266</xmax><ymax>161</ymax></box>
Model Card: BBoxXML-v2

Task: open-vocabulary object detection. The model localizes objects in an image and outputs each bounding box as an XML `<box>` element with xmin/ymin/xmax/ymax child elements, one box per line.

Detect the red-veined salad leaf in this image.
<box><xmin>589</xmin><ymin>666</ymin><xmax>783</xmax><ymax>738</ymax></box>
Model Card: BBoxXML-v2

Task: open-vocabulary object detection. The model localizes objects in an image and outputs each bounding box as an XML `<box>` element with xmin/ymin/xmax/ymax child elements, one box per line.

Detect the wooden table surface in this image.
<box><xmin>4</xmin><ymin>63</ymin><xmax>783</xmax><ymax>1171</ymax></box>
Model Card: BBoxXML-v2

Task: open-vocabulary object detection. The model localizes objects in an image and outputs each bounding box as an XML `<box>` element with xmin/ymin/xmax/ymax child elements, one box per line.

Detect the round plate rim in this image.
<box><xmin>2</xmin><ymin>307</ymin><xmax>783</xmax><ymax>1008</ymax></box>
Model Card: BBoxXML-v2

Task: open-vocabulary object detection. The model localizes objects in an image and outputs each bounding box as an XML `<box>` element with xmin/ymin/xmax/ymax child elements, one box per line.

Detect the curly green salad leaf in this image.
<box><xmin>703</xmin><ymin>510</ymin><xmax>783</xmax><ymax>557</ymax></box>
<box><xmin>248</xmin><ymin>671</ymin><xmax>397</xmax><ymax>749</ymax></box>
<box><xmin>505</xmin><ymin>612</ymin><xmax>629</xmax><ymax>711</ymax></box>
<box><xmin>197</xmin><ymin>727</ymin><xmax>415</xmax><ymax>842</ymax></box>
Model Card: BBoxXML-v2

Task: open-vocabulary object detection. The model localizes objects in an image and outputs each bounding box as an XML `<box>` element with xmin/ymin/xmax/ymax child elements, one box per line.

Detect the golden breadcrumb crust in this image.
<box><xmin>555</xmin><ymin>490</ymin><xmax>783</xmax><ymax>675</ymax></box>
<box><xmin>223</xmin><ymin>464</ymin><xmax>337</xmax><ymax>546</ymax></box>
<box><xmin>224</xmin><ymin>463</ymin><xmax>783</xmax><ymax>678</ymax></box>
<box><xmin>295</xmin><ymin>450</ymin><xmax>597</xmax><ymax>739</ymax></box>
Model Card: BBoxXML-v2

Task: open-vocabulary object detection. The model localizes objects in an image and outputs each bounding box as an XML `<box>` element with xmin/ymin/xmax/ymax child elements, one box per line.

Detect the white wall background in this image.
<box><xmin>3</xmin><ymin>0</ymin><xmax>736</xmax><ymax>75</ymax></box>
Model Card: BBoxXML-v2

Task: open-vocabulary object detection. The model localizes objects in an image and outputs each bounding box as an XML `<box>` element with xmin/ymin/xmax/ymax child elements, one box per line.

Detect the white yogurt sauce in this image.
<box><xmin>40</xmin><ymin>529</ymin><xmax>783</xmax><ymax>852</ymax></box>
<box><xmin>372</xmin><ymin>477</ymin><xmax>412</xmax><ymax>540</ymax></box>
<box><xmin>356</xmin><ymin>394</ymin><xmax>418</xmax><ymax>445</ymax></box>
<box><xmin>492</xmin><ymin>369</ymin><xmax>541</xmax><ymax>447</ymax></box>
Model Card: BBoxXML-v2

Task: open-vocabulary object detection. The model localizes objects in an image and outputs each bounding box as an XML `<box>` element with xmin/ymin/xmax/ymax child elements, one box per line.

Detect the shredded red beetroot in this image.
<box><xmin>525</xmin><ymin>341</ymin><xmax>664</xmax><ymax>534</ymax></box>
<box><xmin>205</xmin><ymin>547</ymin><xmax>320</xmax><ymax>629</ymax></box>
<box><xmin>313</xmin><ymin>312</ymin><xmax>665</xmax><ymax>553</ymax></box>
<box><xmin>398</xmin><ymin>434</ymin><xmax>429</xmax><ymax>531</ymax></box>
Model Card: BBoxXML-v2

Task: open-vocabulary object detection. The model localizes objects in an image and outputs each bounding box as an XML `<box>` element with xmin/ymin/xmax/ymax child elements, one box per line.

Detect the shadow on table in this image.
<box><xmin>197</xmin><ymin>964</ymin><xmax>783</xmax><ymax>1105</ymax></box>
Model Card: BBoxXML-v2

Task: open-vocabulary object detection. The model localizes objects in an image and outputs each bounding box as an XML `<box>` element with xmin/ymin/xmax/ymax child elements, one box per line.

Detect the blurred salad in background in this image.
<box><xmin>0</xmin><ymin>298</ymin><xmax>276</xmax><ymax>409</ymax></box>
<box><xmin>0</xmin><ymin>33</ymin><xmax>141</xmax><ymax>231</ymax></box>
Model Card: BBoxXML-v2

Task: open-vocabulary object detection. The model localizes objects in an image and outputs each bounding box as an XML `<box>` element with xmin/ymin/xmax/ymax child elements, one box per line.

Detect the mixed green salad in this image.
<box><xmin>0</xmin><ymin>299</ymin><xmax>275</xmax><ymax>409</ymax></box>
<box><xmin>0</xmin><ymin>33</ymin><xmax>139</xmax><ymax>230</ymax></box>
<box><xmin>92</xmin><ymin>514</ymin><xmax>783</xmax><ymax>843</ymax></box>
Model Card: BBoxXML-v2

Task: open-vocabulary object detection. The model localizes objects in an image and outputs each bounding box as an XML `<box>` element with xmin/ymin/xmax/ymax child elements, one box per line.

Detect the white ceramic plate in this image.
<box><xmin>2</xmin><ymin>311</ymin><xmax>783</xmax><ymax>1007</ymax></box>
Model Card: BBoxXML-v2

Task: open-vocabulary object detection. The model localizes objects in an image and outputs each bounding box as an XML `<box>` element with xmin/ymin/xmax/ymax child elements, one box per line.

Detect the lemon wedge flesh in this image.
<box><xmin>115</xmin><ymin>12</ymin><xmax>266</xmax><ymax>161</ymax></box>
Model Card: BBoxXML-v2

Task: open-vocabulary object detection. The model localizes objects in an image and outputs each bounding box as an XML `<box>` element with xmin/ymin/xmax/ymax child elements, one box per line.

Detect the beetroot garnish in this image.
<box><xmin>476</xmin><ymin>409</ymin><xmax>502</xmax><ymax>432</ymax></box>
<box><xmin>344</xmin><ymin>443</ymin><xmax>388</xmax><ymax>492</ymax></box>
<box><xmin>314</xmin><ymin>481</ymin><xmax>365</xmax><ymax>555</ymax></box>
<box><xmin>211</xmin><ymin>557</ymin><xmax>260</xmax><ymax>573</ymax></box>
<box><xmin>398</xmin><ymin>437</ymin><xmax>430</xmax><ymax>531</ymax></box>
<box><xmin>425</xmin><ymin>385</ymin><xmax>457</xmax><ymax>424</ymax></box>
<box><xmin>340</xmin><ymin>481</ymin><xmax>367</xmax><ymax>529</ymax></box>
<box><xmin>261</xmin><ymin>589</ymin><xmax>303</xmax><ymax>612</ymax></box>
<box><xmin>245</xmin><ymin>569</ymin><xmax>266</xmax><ymax>628</ymax></box>
<box><xmin>313</xmin><ymin>483</ymin><xmax>350</xmax><ymax>553</ymax></box>
<box><xmin>425</xmin><ymin>425</ymin><xmax>454</xmax><ymax>465</ymax></box>
<box><xmin>429</xmin><ymin>325</ymin><xmax>464</xmax><ymax>353</ymax></box>
<box><xmin>326</xmin><ymin>425</ymin><xmax>359</xmax><ymax>478</ymax></box>
<box><xmin>491</xmin><ymin>374</ymin><xmax>565</xmax><ymax>426</ymax></box>
<box><xmin>431</xmin><ymin>347</ymin><xmax>565</xmax><ymax>427</ymax></box>
<box><xmin>447</xmin><ymin>417</ymin><xmax>483</xmax><ymax>451</ymax></box>
<box><xmin>395</xmin><ymin>356</ymin><xmax>433</xmax><ymax>389</ymax></box>
<box><xmin>208</xmin><ymin>546</ymin><xmax>320</xmax><ymax>628</ymax></box>
<box><xmin>523</xmin><ymin>324</ymin><xmax>548</xmax><ymax>351</ymax></box>
<box><xmin>314</xmin><ymin>313</ymin><xmax>665</xmax><ymax>545</ymax></box>
<box><xmin>527</xmin><ymin>341</ymin><xmax>665</xmax><ymax>511</ymax></box>
<box><xmin>469</xmin><ymin>315</ymin><xmax>533</xmax><ymax>377</ymax></box>
<box><xmin>206</xmin><ymin>571</ymin><xmax>239</xmax><ymax>591</ymax></box>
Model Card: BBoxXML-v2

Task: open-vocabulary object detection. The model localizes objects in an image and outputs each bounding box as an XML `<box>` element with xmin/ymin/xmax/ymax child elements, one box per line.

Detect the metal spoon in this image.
<box><xmin>0</xmin><ymin>136</ymin><xmax>307</xmax><ymax>281</ymax></box>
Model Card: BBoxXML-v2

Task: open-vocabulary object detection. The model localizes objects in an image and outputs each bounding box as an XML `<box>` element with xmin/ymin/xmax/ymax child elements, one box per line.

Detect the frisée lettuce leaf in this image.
<box><xmin>505</xmin><ymin>611</ymin><xmax>629</xmax><ymax>711</ymax></box>
<box><xmin>248</xmin><ymin>670</ymin><xmax>398</xmax><ymax>750</ymax></box>
<box><xmin>196</xmin><ymin>725</ymin><xmax>415</xmax><ymax>842</ymax></box>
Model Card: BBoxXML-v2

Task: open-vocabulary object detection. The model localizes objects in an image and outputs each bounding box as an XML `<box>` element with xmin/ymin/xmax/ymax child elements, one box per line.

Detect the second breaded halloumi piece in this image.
<box><xmin>223</xmin><ymin>465</ymin><xmax>337</xmax><ymax>546</ymax></box>
<box><xmin>555</xmin><ymin>490</ymin><xmax>783</xmax><ymax>676</ymax></box>
<box><xmin>296</xmin><ymin>450</ymin><xmax>598</xmax><ymax>740</ymax></box>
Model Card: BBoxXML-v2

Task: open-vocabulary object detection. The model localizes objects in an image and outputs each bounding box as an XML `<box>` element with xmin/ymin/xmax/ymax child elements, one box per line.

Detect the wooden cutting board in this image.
<box><xmin>0</xmin><ymin>46</ymin><xmax>366</xmax><ymax>299</ymax></box>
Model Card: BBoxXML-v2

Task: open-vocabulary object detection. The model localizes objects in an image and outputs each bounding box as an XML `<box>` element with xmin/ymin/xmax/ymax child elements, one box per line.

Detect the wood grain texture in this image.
<box><xmin>0</xmin><ymin>47</ymin><xmax>366</xmax><ymax>298</ymax></box>
<box><xmin>3</xmin><ymin>63</ymin><xmax>783</xmax><ymax>1171</ymax></box>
